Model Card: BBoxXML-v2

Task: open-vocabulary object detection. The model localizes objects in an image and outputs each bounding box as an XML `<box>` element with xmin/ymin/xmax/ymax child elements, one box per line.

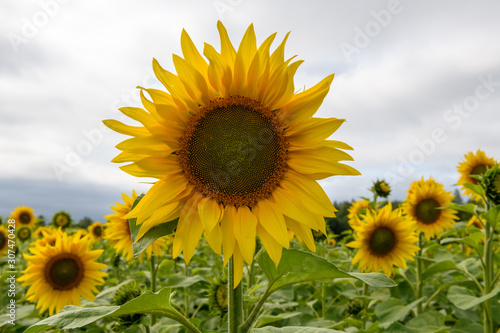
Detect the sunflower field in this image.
<box><xmin>2</xmin><ymin>22</ymin><xmax>500</xmax><ymax>333</ymax></box>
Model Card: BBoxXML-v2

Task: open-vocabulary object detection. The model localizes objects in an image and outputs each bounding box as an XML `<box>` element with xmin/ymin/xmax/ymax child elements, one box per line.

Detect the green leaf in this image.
<box><xmin>442</xmin><ymin>203</ymin><xmax>477</xmax><ymax>215</ymax></box>
<box><xmin>461</xmin><ymin>231</ymin><xmax>485</xmax><ymax>251</ymax></box>
<box><xmin>375</xmin><ymin>298</ymin><xmax>424</xmax><ymax>329</ymax></box>
<box><xmin>25</xmin><ymin>288</ymin><xmax>183</xmax><ymax>332</ymax></box>
<box><xmin>24</xmin><ymin>305</ymin><xmax>120</xmax><ymax>332</ymax></box>
<box><xmin>257</xmin><ymin>249</ymin><xmax>395</xmax><ymax>294</ymax></box>
<box><xmin>256</xmin><ymin>311</ymin><xmax>302</xmax><ymax>327</ymax></box>
<box><xmin>422</xmin><ymin>260</ymin><xmax>458</xmax><ymax>280</ymax></box>
<box><xmin>481</xmin><ymin>204</ymin><xmax>500</xmax><ymax>228</ymax></box>
<box><xmin>165</xmin><ymin>275</ymin><xmax>207</xmax><ymax>288</ymax></box>
<box><xmin>347</xmin><ymin>272</ymin><xmax>397</xmax><ymax>288</ymax></box>
<box><xmin>464</xmin><ymin>183</ymin><xmax>484</xmax><ymax>197</ymax></box>
<box><xmin>252</xmin><ymin>327</ymin><xmax>345</xmax><ymax>333</ymax></box>
<box><xmin>132</xmin><ymin>219</ymin><xmax>178</xmax><ymax>257</ymax></box>
<box><xmin>447</xmin><ymin>285</ymin><xmax>500</xmax><ymax>310</ymax></box>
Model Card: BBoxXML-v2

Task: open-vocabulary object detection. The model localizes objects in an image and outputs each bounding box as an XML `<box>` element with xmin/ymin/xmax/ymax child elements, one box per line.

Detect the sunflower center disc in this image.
<box><xmin>56</xmin><ymin>215</ymin><xmax>69</xmax><ymax>227</ymax></box>
<box><xmin>216</xmin><ymin>283</ymin><xmax>229</xmax><ymax>309</ymax></box>
<box><xmin>20</xmin><ymin>212</ymin><xmax>31</xmax><ymax>224</ymax></box>
<box><xmin>94</xmin><ymin>225</ymin><xmax>102</xmax><ymax>237</ymax></box>
<box><xmin>180</xmin><ymin>96</ymin><xmax>287</xmax><ymax>207</ymax></box>
<box><xmin>416</xmin><ymin>198</ymin><xmax>441</xmax><ymax>224</ymax></box>
<box><xmin>19</xmin><ymin>228</ymin><xmax>31</xmax><ymax>240</ymax></box>
<box><xmin>369</xmin><ymin>226</ymin><xmax>396</xmax><ymax>255</ymax></box>
<box><xmin>46</xmin><ymin>254</ymin><xmax>84</xmax><ymax>290</ymax></box>
<box><xmin>470</xmin><ymin>164</ymin><xmax>487</xmax><ymax>184</ymax></box>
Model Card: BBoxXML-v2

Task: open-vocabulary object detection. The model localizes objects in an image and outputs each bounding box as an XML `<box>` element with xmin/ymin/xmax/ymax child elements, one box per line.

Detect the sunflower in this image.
<box><xmin>482</xmin><ymin>163</ymin><xmax>500</xmax><ymax>205</ymax></box>
<box><xmin>103</xmin><ymin>22</ymin><xmax>359</xmax><ymax>286</ymax></box>
<box><xmin>457</xmin><ymin>150</ymin><xmax>496</xmax><ymax>201</ymax></box>
<box><xmin>33</xmin><ymin>227</ymin><xmax>65</xmax><ymax>248</ymax></box>
<box><xmin>104</xmin><ymin>191</ymin><xmax>170</xmax><ymax>262</ymax></box>
<box><xmin>17</xmin><ymin>226</ymin><xmax>32</xmax><ymax>242</ymax></box>
<box><xmin>88</xmin><ymin>222</ymin><xmax>104</xmax><ymax>241</ymax></box>
<box><xmin>347</xmin><ymin>199</ymin><xmax>373</xmax><ymax>229</ymax></box>
<box><xmin>0</xmin><ymin>225</ymin><xmax>8</xmax><ymax>255</ymax></box>
<box><xmin>18</xmin><ymin>232</ymin><xmax>108</xmax><ymax>315</ymax></box>
<box><xmin>11</xmin><ymin>206</ymin><xmax>36</xmax><ymax>229</ymax></box>
<box><xmin>52</xmin><ymin>211</ymin><xmax>72</xmax><ymax>229</ymax></box>
<box><xmin>347</xmin><ymin>203</ymin><xmax>419</xmax><ymax>276</ymax></box>
<box><xmin>403</xmin><ymin>177</ymin><xmax>458</xmax><ymax>240</ymax></box>
<box><xmin>371</xmin><ymin>180</ymin><xmax>391</xmax><ymax>198</ymax></box>
<box><xmin>73</xmin><ymin>228</ymin><xmax>89</xmax><ymax>240</ymax></box>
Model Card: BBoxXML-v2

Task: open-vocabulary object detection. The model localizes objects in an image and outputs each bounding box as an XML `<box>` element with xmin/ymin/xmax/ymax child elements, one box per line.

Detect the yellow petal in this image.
<box><xmin>233</xmin><ymin>23</ymin><xmax>257</xmax><ymax>93</ymax></box>
<box><xmin>232</xmin><ymin>245</ymin><xmax>244</xmax><ymax>288</ymax></box>
<box><xmin>115</xmin><ymin>136</ymin><xmax>174</xmax><ymax>156</ymax></box>
<box><xmin>217</xmin><ymin>21</ymin><xmax>236</xmax><ymax>66</ymax></box>
<box><xmin>285</xmin><ymin>216</ymin><xmax>316</xmax><ymax>252</ymax></box>
<box><xmin>255</xmin><ymin>200</ymin><xmax>289</xmax><ymax>248</ymax></box>
<box><xmin>233</xmin><ymin>206</ymin><xmax>257</xmax><ymax>265</ymax></box>
<box><xmin>118</xmin><ymin>107</ymin><xmax>157</xmax><ymax>130</ymax></box>
<box><xmin>279</xmin><ymin>74</ymin><xmax>334</xmax><ymax>125</ymax></box>
<box><xmin>221</xmin><ymin>205</ymin><xmax>236</xmax><ymax>267</ymax></box>
<box><xmin>287</xmin><ymin>118</ymin><xmax>345</xmax><ymax>147</ymax></box>
<box><xmin>281</xmin><ymin>176</ymin><xmax>336</xmax><ymax>217</ymax></box>
<box><xmin>204</xmin><ymin>223</ymin><xmax>223</xmax><ymax>255</ymax></box>
<box><xmin>198</xmin><ymin>197</ymin><xmax>223</xmax><ymax>233</ymax></box>
<box><xmin>180</xmin><ymin>29</ymin><xmax>208</xmax><ymax>77</ymax></box>
<box><xmin>102</xmin><ymin>119</ymin><xmax>149</xmax><ymax>137</ymax></box>
<box><xmin>256</xmin><ymin>224</ymin><xmax>283</xmax><ymax>267</ymax></box>
<box><xmin>172</xmin><ymin>54</ymin><xmax>210</xmax><ymax>105</ymax></box>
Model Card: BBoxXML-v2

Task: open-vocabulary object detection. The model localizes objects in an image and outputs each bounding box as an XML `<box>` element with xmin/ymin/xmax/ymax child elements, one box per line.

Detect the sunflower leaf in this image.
<box><xmin>441</xmin><ymin>203</ymin><xmax>476</xmax><ymax>215</ymax></box>
<box><xmin>257</xmin><ymin>249</ymin><xmax>396</xmax><ymax>294</ymax></box>
<box><xmin>481</xmin><ymin>204</ymin><xmax>500</xmax><ymax>228</ymax></box>
<box><xmin>132</xmin><ymin>219</ymin><xmax>178</xmax><ymax>257</ymax></box>
<box><xmin>375</xmin><ymin>298</ymin><xmax>424</xmax><ymax>329</ymax></box>
<box><xmin>447</xmin><ymin>285</ymin><xmax>500</xmax><ymax>310</ymax></box>
<box><xmin>252</xmin><ymin>327</ymin><xmax>345</xmax><ymax>333</ymax></box>
<box><xmin>463</xmin><ymin>183</ymin><xmax>485</xmax><ymax>197</ymax></box>
<box><xmin>422</xmin><ymin>260</ymin><xmax>459</xmax><ymax>280</ymax></box>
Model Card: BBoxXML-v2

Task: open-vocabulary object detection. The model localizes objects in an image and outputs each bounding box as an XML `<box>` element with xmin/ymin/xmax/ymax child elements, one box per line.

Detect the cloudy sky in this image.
<box><xmin>2</xmin><ymin>0</ymin><xmax>500</xmax><ymax>223</ymax></box>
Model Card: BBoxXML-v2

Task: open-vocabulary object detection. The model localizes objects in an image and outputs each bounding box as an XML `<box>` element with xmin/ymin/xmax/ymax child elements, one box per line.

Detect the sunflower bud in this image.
<box><xmin>482</xmin><ymin>164</ymin><xmax>500</xmax><ymax>205</ymax></box>
<box><xmin>371</xmin><ymin>180</ymin><xmax>391</xmax><ymax>198</ymax></box>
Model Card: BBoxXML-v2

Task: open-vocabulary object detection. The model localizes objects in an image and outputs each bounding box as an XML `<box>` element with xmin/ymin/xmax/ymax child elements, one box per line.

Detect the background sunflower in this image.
<box><xmin>18</xmin><ymin>232</ymin><xmax>108</xmax><ymax>315</ymax></box>
<box><xmin>11</xmin><ymin>205</ymin><xmax>36</xmax><ymax>229</ymax></box>
<box><xmin>403</xmin><ymin>177</ymin><xmax>458</xmax><ymax>240</ymax></box>
<box><xmin>347</xmin><ymin>203</ymin><xmax>419</xmax><ymax>276</ymax></box>
<box><xmin>457</xmin><ymin>150</ymin><xmax>496</xmax><ymax>201</ymax></box>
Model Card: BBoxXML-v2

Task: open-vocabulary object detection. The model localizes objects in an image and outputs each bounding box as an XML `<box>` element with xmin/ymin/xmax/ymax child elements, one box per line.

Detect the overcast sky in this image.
<box><xmin>2</xmin><ymin>0</ymin><xmax>500</xmax><ymax>223</ymax></box>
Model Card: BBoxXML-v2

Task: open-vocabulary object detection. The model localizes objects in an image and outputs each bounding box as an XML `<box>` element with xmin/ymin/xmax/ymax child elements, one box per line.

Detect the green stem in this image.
<box><xmin>150</xmin><ymin>255</ymin><xmax>157</xmax><ymax>326</ymax></box>
<box><xmin>184</xmin><ymin>262</ymin><xmax>190</xmax><ymax>318</ymax></box>
<box><xmin>321</xmin><ymin>282</ymin><xmax>327</xmax><ymax>318</ymax></box>
<box><xmin>228</xmin><ymin>257</ymin><xmax>243</xmax><ymax>333</ymax></box>
<box><xmin>416</xmin><ymin>233</ymin><xmax>424</xmax><ymax>315</ymax></box>
<box><xmin>241</xmin><ymin>288</ymin><xmax>271</xmax><ymax>332</ymax></box>
<box><xmin>422</xmin><ymin>284</ymin><xmax>446</xmax><ymax>311</ymax></box>
<box><xmin>483</xmin><ymin>218</ymin><xmax>494</xmax><ymax>333</ymax></box>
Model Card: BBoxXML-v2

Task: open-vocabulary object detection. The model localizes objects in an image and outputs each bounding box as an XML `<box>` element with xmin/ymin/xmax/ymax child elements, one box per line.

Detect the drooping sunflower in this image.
<box><xmin>0</xmin><ymin>225</ymin><xmax>8</xmax><ymax>255</ymax></box>
<box><xmin>52</xmin><ymin>211</ymin><xmax>72</xmax><ymax>229</ymax></box>
<box><xmin>104</xmin><ymin>191</ymin><xmax>169</xmax><ymax>262</ymax></box>
<box><xmin>11</xmin><ymin>206</ymin><xmax>37</xmax><ymax>229</ymax></box>
<box><xmin>482</xmin><ymin>163</ymin><xmax>500</xmax><ymax>205</ymax></box>
<box><xmin>18</xmin><ymin>232</ymin><xmax>108</xmax><ymax>315</ymax></box>
<box><xmin>88</xmin><ymin>222</ymin><xmax>104</xmax><ymax>241</ymax></box>
<box><xmin>347</xmin><ymin>199</ymin><xmax>373</xmax><ymax>229</ymax></box>
<box><xmin>457</xmin><ymin>150</ymin><xmax>496</xmax><ymax>201</ymax></box>
<box><xmin>103</xmin><ymin>22</ymin><xmax>359</xmax><ymax>286</ymax></box>
<box><xmin>347</xmin><ymin>203</ymin><xmax>419</xmax><ymax>276</ymax></box>
<box><xmin>403</xmin><ymin>177</ymin><xmax>458</xmax><ymax>240</ymax></box>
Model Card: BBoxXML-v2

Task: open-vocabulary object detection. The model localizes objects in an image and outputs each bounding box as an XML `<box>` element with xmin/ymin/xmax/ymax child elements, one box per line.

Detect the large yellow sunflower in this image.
<box><xmin>457</xmin><ymin>150</ymin><xmax>496</xmax><ymax>201</ymax></box>
<box><xmin>18</xmin><ymin>232</ymin><xmax>107</xmax><ymax>315</ymax></box>
<box><xmin>347</xmin><ymin>203</ymin><xmax>419</xmax><ymax>276</ymax></box>
<box><xmin>11</xmin><ymin>206</ymin><xmax>37</xmax><ymax>229</ymax></box>
<box><xmin>103</xmin><ymin>22</ymin><xmax>359</xmax><ymax>286</ymax></box>
<box><xmin>403</xmin><ymin>177</ymin><xmax>458</xmax><ymax>240</ymax></box>
<box><xmin>104</xmin><ymin>191</ymin><xmax>169</xmax><ymax>262</ymax></box>
<box><xmin>347</xmin><ymin>199</ymin><xmax>373</xmax><ymax>229</ymax></box>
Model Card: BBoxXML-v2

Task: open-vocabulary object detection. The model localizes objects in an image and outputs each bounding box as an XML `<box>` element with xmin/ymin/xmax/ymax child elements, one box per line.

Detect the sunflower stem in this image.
<box><xmin>483</xmin><ymin>214</ymin><xmax>494</xmax><ymax>333</ymax></box>
<box><xmin>228</xmin><ymin>257</ymin><xmax>243</xmax><ymax>333</ymax></box>
<box><xmin>415</xmin><ymin>233</ymin><xmax>425</xmax><ymax>315</ymax></box>
<box><xmin>150</xmin><ymin>254</ymin><xmax>157</xmax><ymax>326</ymax></box>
